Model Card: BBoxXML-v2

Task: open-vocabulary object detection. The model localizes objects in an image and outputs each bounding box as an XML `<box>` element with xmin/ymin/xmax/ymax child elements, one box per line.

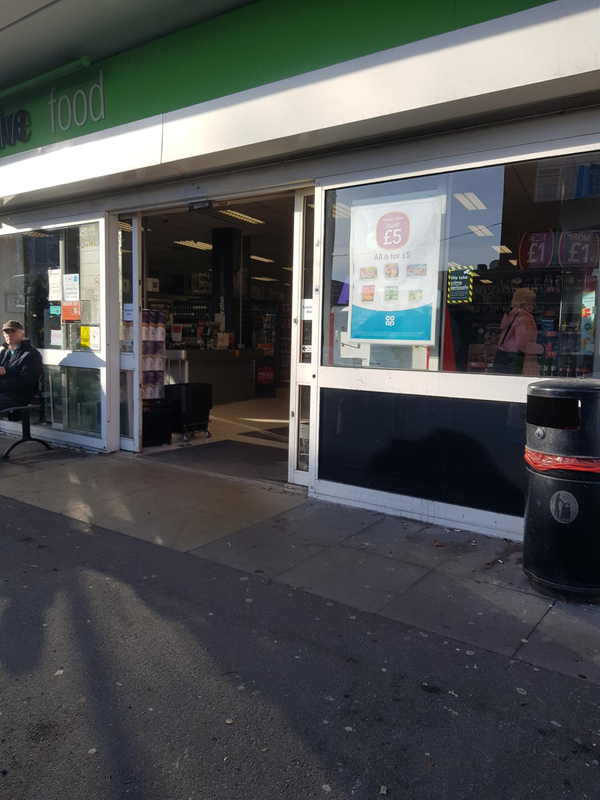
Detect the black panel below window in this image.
<box><xmin>319</xmin><ymin>388</ymin><xmax>526</xmax><ymax>517</ymax></box>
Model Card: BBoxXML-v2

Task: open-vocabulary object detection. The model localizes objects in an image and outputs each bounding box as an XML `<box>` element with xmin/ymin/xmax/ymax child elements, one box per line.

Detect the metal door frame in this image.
<box><xmin>116</xmin><ymin>212</ymin><xmax>143</xmax><ymax>452</ymax></box>
<box><xmin>289</xmin><ymin>186</ymin><xmax>319</xmax><ymax>488</ymax></box>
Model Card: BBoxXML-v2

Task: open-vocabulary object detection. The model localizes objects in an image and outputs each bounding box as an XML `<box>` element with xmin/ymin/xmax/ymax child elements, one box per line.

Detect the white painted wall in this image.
<box><xmin>0</xmin><ymin>0</ymin><xmax>598</xmax><ymax>209</ymax></box>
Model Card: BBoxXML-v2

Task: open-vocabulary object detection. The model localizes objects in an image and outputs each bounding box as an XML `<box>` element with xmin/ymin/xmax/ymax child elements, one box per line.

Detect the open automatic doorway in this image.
<box><xmin>119</xmin><ymin>190</ymin><xmax>314</xmax><ymax>486</ymax></box>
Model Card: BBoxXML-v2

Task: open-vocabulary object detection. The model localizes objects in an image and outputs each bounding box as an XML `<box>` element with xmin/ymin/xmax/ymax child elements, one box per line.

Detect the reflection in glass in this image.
<box><xmin>120</xmin><ymin>370</ymin><xmax>133</xmax><ymax>439</ymax></box>
<box><xmin>66</xmin><ymin>368</ymin><xmax>101</xmax><ymax>436</ymax></box>
<box><xmin>42</xmin><ymin>365</ymin><xmax>63</xmax><ymax>427</ymax></box>
<box><xmin>36</xmin><ymin>365</ymin><xmax>102</xmax><ymax>438</ymax></box>
<box><xmin>300</xmin><ymin>196</ymin><xmax>314</xmax><ymax>363</ymax></box>
<box><xmin>119</xmin><ymin>218</ymin><xmax>134</xmax><ymax>352</ymax></box>
<box><xmin>0</xmin><ymin>223</ymin><xmax>101</xmax><ymax>352</ymax></box>
<box><xmin>322</xmin><ymin>152</ymin><xmax>600</xmax><ymax>378</ymax></box>
<box><xmin>297</xmin><ymin>384</ymin><xmax>310</xmax><ymax>471</ymax></box>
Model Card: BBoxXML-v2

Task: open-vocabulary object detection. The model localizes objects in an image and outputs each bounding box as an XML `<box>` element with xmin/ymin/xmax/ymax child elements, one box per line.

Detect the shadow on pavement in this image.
<box><xmin>0</xmin><ymin>496</ymin><xmax>598</xmax><ymax>800</ymax></box>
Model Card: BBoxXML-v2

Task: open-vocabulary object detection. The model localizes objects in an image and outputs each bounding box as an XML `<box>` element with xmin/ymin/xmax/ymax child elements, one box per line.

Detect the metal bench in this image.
<box><xmin>0</xmin><ymin>393</ymin><xmax>52</xmax><ymax>460</ymax></box>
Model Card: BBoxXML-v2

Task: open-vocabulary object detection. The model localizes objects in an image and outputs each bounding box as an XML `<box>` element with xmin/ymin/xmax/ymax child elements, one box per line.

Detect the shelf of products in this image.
<box><xmin>252</xmin><ymin>300</ymin><xmax>278</xmax><ymax>353</ymax></box>
<box><xmin>141</xmin><ymin>309</ymin><xmax>167</xmax><ymax>398</ymax></box>
<box><xmin>148</xmin><ymin>296</ymin><xmax>212</xmax><ymax>345</ymax></box>
<box><xmin>465</xmin><ymin>266</ymin><xmax>597</xmax><ymax>376</ymax></box>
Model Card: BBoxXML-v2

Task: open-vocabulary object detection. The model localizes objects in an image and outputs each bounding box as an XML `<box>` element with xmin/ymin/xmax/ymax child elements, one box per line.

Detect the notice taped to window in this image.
<box><xmin>447</xmin><ymin>267</ymin><xmax>473</xmax><ymax>304</ymax></box>
<box><xmin>348</xmin><ymin>196</ymin><xmax>442</xmax><ymax>345</ymax></box>
<box><xmin>62</xmin><ymin>301</ymin><xmax>81</xmax><ymax>322</ymax></box>
<box><xmin>48</xmin><ymin>269</ymin><xmax>61</xmax><ymax>302</ymax></box>
<box><xmin>63</xmin><ymin>273</ymin><xmax>80</xmax><ymax>302</ymax></box>
<box><xmin>90</xmin><ymin>326</ymin><xmax>100</xmax><ymax>351</ymax></box>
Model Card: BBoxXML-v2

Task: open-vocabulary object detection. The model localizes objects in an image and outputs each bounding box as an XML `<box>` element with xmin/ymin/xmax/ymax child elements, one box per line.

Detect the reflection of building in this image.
<box><xmin>0</xmin><ymin>0</ymin><xmax>599</xmax><ymax>539</ymax></box>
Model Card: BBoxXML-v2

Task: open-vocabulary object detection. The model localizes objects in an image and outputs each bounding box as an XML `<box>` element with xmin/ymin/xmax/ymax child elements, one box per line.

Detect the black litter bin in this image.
<box><xmin>524</xmin><ymin>379</ymin><xmax>600</xmax><ymax>600</ymax></box>
<box><xmin>165</xmin><ymin>383</ymin><xmax>212</xmax><ymax>441</ymax></box>
<box><xmin>142</xmin><ymin>399</ymin><xmax>173</xmax><ymax>447</ymax></box>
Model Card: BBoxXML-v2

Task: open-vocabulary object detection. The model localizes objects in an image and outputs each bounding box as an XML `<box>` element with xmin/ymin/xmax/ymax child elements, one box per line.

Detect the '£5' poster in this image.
<box><xmin>349</xmin><ymin>196</ymin><xmax>442</xmax><ymax>345</ymax></box>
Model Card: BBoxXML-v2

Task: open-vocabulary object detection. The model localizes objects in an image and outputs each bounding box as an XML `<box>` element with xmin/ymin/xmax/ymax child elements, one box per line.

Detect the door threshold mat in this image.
<box><xmin>239</xmin><ymin>426</ymin><xmax>289</xmax><ymax>443</ymax></box>
<box><xmin>145</xmin><ymin>438</ymin><xmax>289</xmax><ymax>483</ymax></box>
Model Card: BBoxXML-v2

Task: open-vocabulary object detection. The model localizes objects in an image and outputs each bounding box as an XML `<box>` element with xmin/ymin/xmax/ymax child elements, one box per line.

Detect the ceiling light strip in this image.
<box><xmin>219</xmin><ymin>210</ymin><xmax>265</xmax><ymax>224</ymax></box>
<box><xmin>173</xmin><ymin>240</ymin><xmax>213</xmax><ymax>250</ymax></box>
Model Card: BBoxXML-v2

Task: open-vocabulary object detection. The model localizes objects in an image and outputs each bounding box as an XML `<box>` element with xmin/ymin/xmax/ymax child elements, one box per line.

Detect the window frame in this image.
<box><xmin>316</xmin><ymin>141</ymin><xmax>600</xmax><ymax>405</ymax></box>
<box><xmin>0</xmin><ymin>212</ymin><xmax>112</xmax><ymax>450</ymax></box>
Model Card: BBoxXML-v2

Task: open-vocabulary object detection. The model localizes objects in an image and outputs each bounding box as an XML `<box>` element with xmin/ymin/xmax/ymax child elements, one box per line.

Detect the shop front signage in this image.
<box><xmin>0</xmin><ymin>109</ymin><xmax>30</xmax><ymax>149</ymax></box>
<box><xmin>348</xmin><ymin>196</ymin><xmax>442</xmax><ymax>345</ymax></box>
<box><xmin>0</xmin><ymin>70</ymin><xmax>106</xmax><ymax>153</ymax></box>
<box><xmin>49</xmin><ymin>72</ymin><xmax>105</xmax><ymax>134</ymax></box>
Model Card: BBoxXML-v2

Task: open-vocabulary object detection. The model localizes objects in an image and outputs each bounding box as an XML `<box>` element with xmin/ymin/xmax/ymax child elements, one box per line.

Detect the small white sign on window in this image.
<box><xmin>50</xmin><ymin>329</ymin><xmax>63</xmax><ymax>347</ymax></box>
<box><xmin>48</xmin><ymin>269</ymin><xmax>62</xmax><ymax>302</ymax></box>
<box><xmin>123</xmin><ymin>303</ymin><xmax>134</xmax><ymax>321</ymax></box>
<box><xmin>63</xmin><ymin>273</ymin><xmax>80</xmax><ymax>301</ymax></box>
<box><xmin>90</xmin><ymin>326</ymin><xmax>101</xmax><ymax>351</ymax></box>
<box><xmin>301</xmin><ymin>300</ymin><xmax>313</xmax><ymax>320</ymax></box>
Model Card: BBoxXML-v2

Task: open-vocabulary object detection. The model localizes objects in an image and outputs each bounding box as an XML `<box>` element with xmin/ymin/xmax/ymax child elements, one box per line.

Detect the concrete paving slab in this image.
<box><xmin>516</xmin><ymin>601</ymin><xmax>600</xmax><ymax>682</ymax></box>
<box><xmin>438</xmin><ymin>535</ymin><xmax>536</xmax><ymax>595</ymax></box>
<box><xmin>190</xmin><ymin>526</ymin><xmax>328</xmax><ymax>578</ymax></box>
<box><xmin>343</xmin><ymin>518</ymin><xmax>472</xmax><ymax>568</ymax></box>
<box><xmin>126</xmin><ymin>507</ymin><xmax>236</xmax><ymax>551</ymax></box>
<box><xmin>0</xmin><ymin>463</ymin><xmax>92</xmax><ymax>498</ymax></box>
<box><xmin>379</xmin><ymin>571</ymin><xmax>553</xmax><ymax>657</ymax></box>
<box><xmin>274</xmin><ymin>546</ymin><xmax>428</xmax><ymax>612</ymax></box>
<box><xmin>6</xmin><ymin>481</ymin><xmax>131</xmax><ymax>515</ymax></box>
<box><xmin>54</xmin><ymin>455</ymin><xmax>152</xmax><ymax>478</ymax></box>
<box><xmin>256</xmin><ymin>500</ymin><xmax>384</xmax><ymax>543</ymax></box>
<box><xmin>8</xmin><ymin>447</ymin><xmax>88</xmax><ymax>470</ymax></box>
<box><xmin>201</xmin><ymin>484</ymin><xmax>305</xmax><ymax>527</ymax></box>
<box><xmin>0</xmin><ymin>461</ymin><xmax>32</xmax><ymax>479</ymax></box>
<box><xmin>243</xmin><ymin>499</ymin><xmax>384</xmax><ymax>544</ymax></box>
<box><xmin>126</xmin><ymin>494</ymin><xmax>303</xmax><ymax>553</ymax></box>
<box><xmin>69</xmin><ymin>480</ymin><xmax>212</xmax><ymax>532</ymax></box>
<box><xmin>59</xmin><ymin>458</ymin><xmax>171</xmax><ymax>490</ymax></box>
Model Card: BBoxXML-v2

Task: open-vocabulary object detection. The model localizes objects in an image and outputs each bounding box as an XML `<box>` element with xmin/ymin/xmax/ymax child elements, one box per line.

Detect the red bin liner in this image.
<box><xmin>525</xmin><ymin>448</ymin><xmax>600</xmax><ymax>473</ymax></box>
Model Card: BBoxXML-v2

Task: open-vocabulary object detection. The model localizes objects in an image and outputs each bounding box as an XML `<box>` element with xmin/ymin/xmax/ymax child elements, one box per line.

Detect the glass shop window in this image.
<box><xmin>322</xmin><ymin>152</ymin><xmax>600</xmax><ymax>378</ymax></box>
<box><xmin>0</xmin><ymin>222</ymin><xmax>101</xmax><ymax>352</ymax></box>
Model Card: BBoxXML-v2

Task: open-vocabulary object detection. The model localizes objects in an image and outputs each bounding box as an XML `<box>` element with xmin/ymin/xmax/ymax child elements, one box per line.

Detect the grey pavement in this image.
<box><xmin>191</xmin><ymin>501</ymin><xmax>600</xmax><ymax>684</ymax></box>
<box><xmin>1</xmin><ymin>494</ymin><xmax>600</xmax><ymax>798</ymax></box>
<box><xmin>0</xmin><ymin>442</ymin><xmax>599</xmax><ymax>687</ymax></box>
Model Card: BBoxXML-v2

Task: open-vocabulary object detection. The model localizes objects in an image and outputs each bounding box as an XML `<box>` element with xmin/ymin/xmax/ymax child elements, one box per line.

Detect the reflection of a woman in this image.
<box><xmin>493</xmin><ymin>288</ymin><xmax>543</xmax><ymax>375</ymax></box>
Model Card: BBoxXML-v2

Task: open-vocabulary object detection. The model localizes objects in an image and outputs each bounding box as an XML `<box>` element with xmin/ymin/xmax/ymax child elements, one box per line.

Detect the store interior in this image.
<box><xmin>131</xmin><ymin>194</ymin><xmax>297</xmax><ymax>482</ymax></box>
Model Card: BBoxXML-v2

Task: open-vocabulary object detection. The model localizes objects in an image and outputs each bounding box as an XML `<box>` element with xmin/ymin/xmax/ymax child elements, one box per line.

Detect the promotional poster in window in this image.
<box><xmin>348</xmin><ymin>196</ymin><xmax>442</xmax><ymax>345</ymax></box>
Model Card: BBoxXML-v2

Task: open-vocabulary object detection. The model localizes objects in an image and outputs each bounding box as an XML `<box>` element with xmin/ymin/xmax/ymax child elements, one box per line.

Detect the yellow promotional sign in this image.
<box><xmin>81</xmin><ymin>325</ymin><xmax>90</xmax><ymax>348</ymax></box>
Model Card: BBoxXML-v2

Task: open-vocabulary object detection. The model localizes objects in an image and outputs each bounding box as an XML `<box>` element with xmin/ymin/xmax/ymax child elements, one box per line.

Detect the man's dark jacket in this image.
<box><xmin>0</xmin><ymin>340</ymin><xmax>43</xmax><ymax>405</ymax></box>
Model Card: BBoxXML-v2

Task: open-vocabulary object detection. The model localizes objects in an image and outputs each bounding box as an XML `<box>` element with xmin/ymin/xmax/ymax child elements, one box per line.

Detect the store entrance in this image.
<box><xmin>137</xmin><ymin>194</ymin><xmax>296</xmax><ymax>484</ymax></box>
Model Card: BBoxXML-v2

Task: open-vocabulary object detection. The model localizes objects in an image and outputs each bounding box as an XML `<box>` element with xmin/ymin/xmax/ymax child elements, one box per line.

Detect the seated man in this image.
<box><xmin>0</xmin><ymin>321</ymin><xmax>43</xmax><ymax>411</ymax></box>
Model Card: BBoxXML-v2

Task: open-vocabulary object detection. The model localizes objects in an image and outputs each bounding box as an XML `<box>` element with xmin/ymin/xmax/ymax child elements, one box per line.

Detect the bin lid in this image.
<box><xmin>528</xmin><ymin>379</ymin><xmax>600</xmax><ymax>398</ymax></box>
